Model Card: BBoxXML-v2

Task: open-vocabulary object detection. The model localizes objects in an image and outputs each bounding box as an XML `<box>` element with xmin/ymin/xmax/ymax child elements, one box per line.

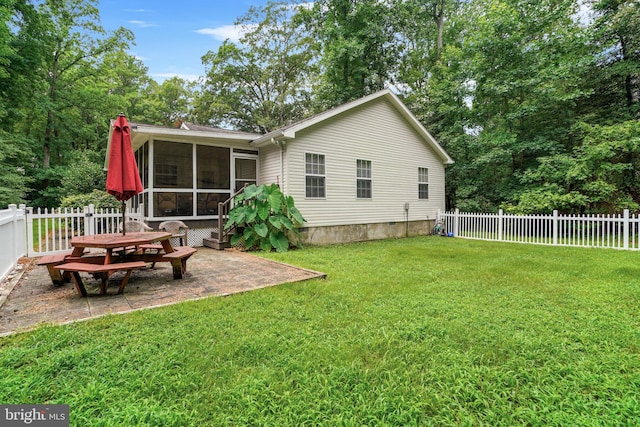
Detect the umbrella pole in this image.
<box><xmin>122</xmin><ymin>201</ymin><xmax>126</xmax><ymax>235</ymax></box>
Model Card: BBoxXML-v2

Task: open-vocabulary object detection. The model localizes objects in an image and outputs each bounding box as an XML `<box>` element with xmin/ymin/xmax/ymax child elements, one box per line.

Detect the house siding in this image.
<box><xmin>258</xmin><ymin>143</ymin><xmax>282</xmax><ymax>187</ymax></box>
<box><xmin>284</xmin><ymin>97</ymin><xmax>446</xmax><ymax>228</ymax></box>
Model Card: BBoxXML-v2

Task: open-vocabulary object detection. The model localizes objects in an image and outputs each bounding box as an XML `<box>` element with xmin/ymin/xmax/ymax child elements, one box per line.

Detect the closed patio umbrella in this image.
<box><xmin>106</xmin><ymin>113</ymin><xmax>143</xmax><ymax>234</ymax></box>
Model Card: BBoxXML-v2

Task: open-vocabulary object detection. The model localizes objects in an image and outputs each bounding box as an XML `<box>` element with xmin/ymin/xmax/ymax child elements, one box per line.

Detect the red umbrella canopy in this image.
<box><xmin>106</xmin><ymin>114</ymin><xmax>143</xmax><ymax>201</ymax></box>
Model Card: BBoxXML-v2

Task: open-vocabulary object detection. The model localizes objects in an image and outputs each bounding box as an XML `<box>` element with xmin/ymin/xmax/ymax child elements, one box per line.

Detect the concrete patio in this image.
<box><xmin>0</xmin><ymin>247</ymin><xmax>325</xmax><ymax>336</ymax></box>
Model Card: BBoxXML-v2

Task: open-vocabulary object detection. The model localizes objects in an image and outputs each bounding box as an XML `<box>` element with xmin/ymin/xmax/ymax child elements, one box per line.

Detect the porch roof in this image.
<box><xmin>128</xmin><ymin>122</ymin><xmax>260</xmax><ymax>150</ymax></box>
<box><xmin>105</xmin><ymin>121</ymin><xmax>261</xmax><ymax>170</ymax></box>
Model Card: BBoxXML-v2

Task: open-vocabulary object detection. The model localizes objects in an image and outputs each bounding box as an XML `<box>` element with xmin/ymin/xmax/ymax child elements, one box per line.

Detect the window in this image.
<box><xmin>357</xmin><ymin>159</ymin><xmax>372</xmax><ymax>199</ymax></box>
<box><xmin>197</xmin><ymin>192</ymin><xmax>226</xmax><ymax>216</ymax></box>
<box><xmin>197</xmin><ymin>145</ymin><xmax>230</xmax><ymax>189</ymax></box>
<box><xmin>135</xmin><ymin>142</ymin><xmax>149</xmax><ymax>189</ymax></box>
<box><xmin>234</xmin><ymin>157</ymin><xmax>257</xmax><ymax>191</ymax></box>
<box><xmin>154</xmin><ymin>192</ymin><xmax>193</xmax><ymax>216</ymax></box>
<box><xmin>154</xmin><ymin>141</ymin><xmax>192</xmax><ymax>188</ymax></box>
<box><xmin>305</xmin><ymin>153</ymin><xmax>325</xmax><ymax>198</ymax></box>
<box><xmin>418</xmin><ymin>167</ymin><xmax>429</xmax><ymax>199</ymax></box>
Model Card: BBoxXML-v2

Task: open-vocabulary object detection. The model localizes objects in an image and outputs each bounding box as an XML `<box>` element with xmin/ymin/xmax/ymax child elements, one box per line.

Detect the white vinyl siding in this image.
<box><xmin>283</xmin><ymin>98</ymin><xmax>447</xmax><ymax>227</ymax></box>
<box><xmin>258</xmin><ymin>143</ymin><xmax>283</xmax><ymax>189</ymax></box>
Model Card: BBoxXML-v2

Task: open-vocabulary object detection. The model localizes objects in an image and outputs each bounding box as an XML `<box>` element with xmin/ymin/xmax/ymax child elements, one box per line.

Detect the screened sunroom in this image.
<box><xmin>124</xmin><ymin>123</ymin><xmax>261</xmax><ymax>223</ymax></box>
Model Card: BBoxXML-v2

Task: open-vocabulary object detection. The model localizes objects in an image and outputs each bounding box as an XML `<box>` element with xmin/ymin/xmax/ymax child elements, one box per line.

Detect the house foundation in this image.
<box><xmin>297</xmin><ymin>220</ymin><xmax>435</xmax><ymax>246</ymax></box>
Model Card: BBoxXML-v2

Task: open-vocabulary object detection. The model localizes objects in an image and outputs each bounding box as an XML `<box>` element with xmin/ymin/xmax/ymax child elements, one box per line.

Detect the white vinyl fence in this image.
<box><xmin>26</xmin><ymin>204</ymin><xmax>143</xmax><ymax>257</ymax></box>
<box><xmin>438</xmin><ymin>209</ymin><xmax>640</xmax><ymax>250</ymax></box>
<box><xmin>0</xmin><ymin>204</ymin><xmax>27</xmax><ymax>283</ymax></box>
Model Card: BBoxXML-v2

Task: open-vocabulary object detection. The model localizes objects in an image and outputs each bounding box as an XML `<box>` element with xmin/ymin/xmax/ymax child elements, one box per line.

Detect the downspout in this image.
<box><xmin>272</xmin><ymin>137</ymin><xmax>286</xmax><ymax>193</ymax></box>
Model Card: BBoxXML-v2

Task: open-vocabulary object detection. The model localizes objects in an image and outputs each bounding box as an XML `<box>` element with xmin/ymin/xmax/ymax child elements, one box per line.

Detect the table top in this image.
<box><xmin>70</xmin><ymin>232</ymin><xmax>172</xmax><ymax>249</ymax></box>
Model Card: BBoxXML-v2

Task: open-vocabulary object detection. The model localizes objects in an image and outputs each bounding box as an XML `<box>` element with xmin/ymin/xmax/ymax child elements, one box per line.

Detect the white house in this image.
<box><xmin>112</xmin><ymin>89</ymin><xmax>453</xmax><ymax>246</ymax></box>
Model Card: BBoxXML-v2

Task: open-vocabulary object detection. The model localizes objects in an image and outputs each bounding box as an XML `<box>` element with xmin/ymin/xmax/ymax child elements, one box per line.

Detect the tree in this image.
<box><xmin>588</xmin><ymin>0</ymin><xmax>640</xmax><ymax>119</ymax></box>
<box><xmin>301</xmin><ymin>0</ymin><xmax>398</xmax><ymax>108</ymax></box>
<box><xmin>443</xmin><ymin>0</ymin><xmax>593</xmax><ymax>211</ymax></box>
<box><xmin>5</xmin><ymin>0</ymin><xmax>140</xmax><ymax>207</ymax></box>
<box><xmin>28</xmin><ymin>0</ymin><xmax>134</xmax><ymax>168</ymax></box>
<box><xmin>96</xmin><ymin>47</ymin><xmax>152</xmax><ymax>123</ymax></box>
<box><xmin>60</xmin><ymin>150</ymin><xmax>106</xmax><ymax>196</ymax></box>
<box><xmin>509</xmin><ymin>120</ymin><xmax>640</xmax><ymax>214</ymax></box>
<box><xmin>134</xmin><ymin>77</ymin><xmax>193</xmax><ymax>127</ymax></box>
<box><xmin>0</xmin><ymin>131</ymin><xmax>32</xmax><ymax>206</ymax></box>
<box><xmin>195</xmin><ymin>1</ymin><xmax>317</xmax><ymax>133</ymax></box>
<box><xmin>0</xmin><ymin>0</ymin><xmax>50</xmax><ymax>205</ymax></box>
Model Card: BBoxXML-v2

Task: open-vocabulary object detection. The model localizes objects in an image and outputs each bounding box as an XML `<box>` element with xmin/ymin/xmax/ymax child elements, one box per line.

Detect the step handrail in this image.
<box><xmin>216</xmin><ymin>184</ymin><xmax>249</xmax><ymax>244</ymax></box>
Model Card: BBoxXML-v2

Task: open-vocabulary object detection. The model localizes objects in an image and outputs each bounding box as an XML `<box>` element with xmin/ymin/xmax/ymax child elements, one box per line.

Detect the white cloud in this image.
<box><xmin>127</xmin><ymin>20</ymin><xmax>157</xmax><ymax>28</ymax></box>
<box><xmin>153</xmin><ymin>72</ymin><xmax>202</xmax><ymax>83</ymax></box>
<box><xmin>195</xmin><ymin>25</ymin><xmax>243</xmax><ymax>42</ymax></box>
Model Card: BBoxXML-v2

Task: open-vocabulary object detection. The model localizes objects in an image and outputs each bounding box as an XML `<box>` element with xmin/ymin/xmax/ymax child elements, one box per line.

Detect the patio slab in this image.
<box><xmin>0</xmin><ymin>248</ymin><xmax>325</xmax><ymax>336</ymax></box>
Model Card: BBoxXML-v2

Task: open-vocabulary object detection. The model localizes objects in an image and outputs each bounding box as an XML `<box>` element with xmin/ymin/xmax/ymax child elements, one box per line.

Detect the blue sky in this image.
<box><xmin>98</xmin><ymin>0</ymin><xmax>271</xmax><ymax>82</ymax></box>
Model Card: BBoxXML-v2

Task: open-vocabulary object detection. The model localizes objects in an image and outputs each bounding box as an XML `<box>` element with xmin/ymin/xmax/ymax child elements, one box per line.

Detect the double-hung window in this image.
<box><xmin>357</xmin><ymin>159</ymin><xmax>372</xmax><ymax>199</ymax></box>
<box><xmin>418</xmin><ymin>167</ymin><xmax>429</xmax><ymax>199</ymax></box>
<box><xmin>305</xmin><ymin>153</ymin><xmax>325</xmax><ymax>198</ymax></box>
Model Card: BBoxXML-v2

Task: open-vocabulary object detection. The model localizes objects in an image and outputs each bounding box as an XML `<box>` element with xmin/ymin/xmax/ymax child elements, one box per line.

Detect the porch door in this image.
<box><xmin>234</xmin><ymin>157</ymin><xmax>257</xmax><ymax>191</ymax></box>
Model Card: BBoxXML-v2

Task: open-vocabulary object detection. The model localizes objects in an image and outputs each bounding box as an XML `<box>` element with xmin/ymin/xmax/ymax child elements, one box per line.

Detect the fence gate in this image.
<box><xmin>26</xmin><ymin>204</ymin><xmax>142</xmax><ymax>257</ymax></box>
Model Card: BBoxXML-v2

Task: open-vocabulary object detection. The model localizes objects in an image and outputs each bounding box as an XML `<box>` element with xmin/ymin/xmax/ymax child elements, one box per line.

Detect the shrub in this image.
<box><xmin>225</xmin><ymin>184</ymin><xmax>305</xmax><ymax>252</ymax></box>
<box><xmin>60</xmin><ymin>189</ymin><xmax>121</xmax><ymax>210</ymax></box>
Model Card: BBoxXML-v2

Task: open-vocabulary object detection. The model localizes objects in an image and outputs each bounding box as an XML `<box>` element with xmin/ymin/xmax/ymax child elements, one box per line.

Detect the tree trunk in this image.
<box><xmin>620</xmin><ymin>35</ymin><xmax>639</xmax><ymax>108</ymax></box>
<box><xmin>626</xmin><ymin>74</ymin><xmax>640</xmax><ymax>107</ymax></box>
<box><xmin>433</xmin><ymin>1</ymin><xmax>445</xmax><ymax>61</ymax></box>
<box><xmin>43</xmin><ymin>110</ymin><xmax>54</xmax><ymax>169</ymax></box>
<box><xmin>43</xmin><ymin>50</ymin><xmax>60</xmax><ymax>170</ymax></box>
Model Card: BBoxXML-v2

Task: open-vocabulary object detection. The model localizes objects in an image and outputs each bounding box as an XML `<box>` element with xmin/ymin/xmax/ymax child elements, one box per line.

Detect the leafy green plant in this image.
<box><xmin>60</xmin><ymin>189</ymin><xmax>121</xmax><ymax>210</ymax></box>
<box><xmin>225</xmin><ymin>183</ymin><xmax>305</xmax><ymax>252</ymax></box>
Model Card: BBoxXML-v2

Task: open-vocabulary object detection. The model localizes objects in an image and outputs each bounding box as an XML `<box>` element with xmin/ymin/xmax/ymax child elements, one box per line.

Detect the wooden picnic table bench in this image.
<box><xmin>161</xmin><ymin>246</ymin><xmax>197</xmax><ymax>279</ymax></box>
<box><xmin>125</xmin><ymin>245</ymin><xmax>197</xmax><ymax>279</ymax></box>
<box><xmin>36</xmin><ymin>251</ymin><xmax>73</xmax><ymax>285</ymax></box>
<box><xmin>54</xmin><ymin>261</ymin><xmax>147</xmax><ymax>296</ymax></box>
<box><xmin>37</xmin><ymin>252</ymin><xmax>108</xmax><ymax>286</ymax></box>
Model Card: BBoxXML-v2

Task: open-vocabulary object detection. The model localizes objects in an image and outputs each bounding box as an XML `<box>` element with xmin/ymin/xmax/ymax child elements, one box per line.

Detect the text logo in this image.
<box><xmin>1</xmin><ymin>405</ymin><xmax>69</xmax><ymax>426</ymax></box>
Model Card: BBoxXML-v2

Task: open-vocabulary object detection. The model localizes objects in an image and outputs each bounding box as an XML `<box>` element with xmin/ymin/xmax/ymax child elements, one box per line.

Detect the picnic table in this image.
<box><xmin>38</xmin><ymin>232</ymin><xmax>196</xmax><ymax>296</ymax></box>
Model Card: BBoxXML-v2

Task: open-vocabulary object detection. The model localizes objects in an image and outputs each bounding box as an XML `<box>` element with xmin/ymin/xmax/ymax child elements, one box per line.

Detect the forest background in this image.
<box><xmin>1</xmin><ymin>0</ymin><xmax>638</xmax><ymax>214</ymax></box>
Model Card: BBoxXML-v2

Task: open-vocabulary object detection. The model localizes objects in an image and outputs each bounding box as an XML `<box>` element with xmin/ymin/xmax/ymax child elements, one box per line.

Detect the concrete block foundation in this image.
<box><xmin>298</xmin><ymin>220</ymin><xmax>435</xmax><ymax>246</ymax></box>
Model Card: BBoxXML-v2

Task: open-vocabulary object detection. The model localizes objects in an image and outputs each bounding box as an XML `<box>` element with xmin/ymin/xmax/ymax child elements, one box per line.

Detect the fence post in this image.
<box><xmin>26</xmin><ymin>207</ymin><xmax>34</xmax><ymax>256</ymax></box>
<box><xmin>84</xmin><ymin>204</ymin><xmax>96</xmax><ymax>236</ymax></box>
<box><xmin>454</xmin><ymin>208</ymin><xmax>460</xmax><ymax>237</ymax></box>
<box><xmin>553</xmin><ymin>210</ymin><xmax>559</xmax><ymax>246</ymax></box>
<box><xmin>498</xmin><ymin>209</ymin><xmax>503</xmax><ymax>241</ymax></box>
<box><xmin>18</xmin><ymin>204</ymin><xmax>26</xmax><ymax>258</ymax></box>
<box><xmin>623</xmin><ymin>209</ymin><xmax>629</xmax><ymax>250</ymax></box>
<box><xmin>83</xmin><ymin>205</ymin><xmax>89</xmax><ymax>236</ymax></box>
<box><xmin>9</xmin><ymin>204</ymin><xmax>18</xmax><ymax>267</ymax></box>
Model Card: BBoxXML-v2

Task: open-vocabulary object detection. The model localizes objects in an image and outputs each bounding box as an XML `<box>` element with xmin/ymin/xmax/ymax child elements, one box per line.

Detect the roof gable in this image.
<box><xmin>251</xmin><ymin>89</ymin><xmax>453</xmax><ymax>164</ymax></box>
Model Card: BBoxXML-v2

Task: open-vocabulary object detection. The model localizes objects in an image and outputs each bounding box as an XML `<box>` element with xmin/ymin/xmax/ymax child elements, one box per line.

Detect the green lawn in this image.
<box><xmin>1</xmin><ymin>237</ymin><xmax>639</xmax><ymax>425</ymax></box>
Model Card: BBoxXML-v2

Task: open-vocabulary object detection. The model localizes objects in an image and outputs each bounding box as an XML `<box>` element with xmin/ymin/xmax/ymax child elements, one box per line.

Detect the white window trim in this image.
<box><xmin>418</xmin><ymin>167</ymin><xmax>429</xmax><ymax>200</ymax></box>
<box><xmin>356</xmin><ymin>159</ymin><xmax>372</xmax><ymax>199</ymax></box>
<box><xmin>305</xmin><ymin>152</ymin><xmax>326</xmax><ymax>199</ymax></box>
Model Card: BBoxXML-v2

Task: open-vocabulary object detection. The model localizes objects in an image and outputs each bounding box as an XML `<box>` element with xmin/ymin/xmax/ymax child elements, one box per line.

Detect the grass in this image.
<box><xmin>1</xmin><ymin>237</ymin><xmax>640</xmax><ymax>425</ymax></box>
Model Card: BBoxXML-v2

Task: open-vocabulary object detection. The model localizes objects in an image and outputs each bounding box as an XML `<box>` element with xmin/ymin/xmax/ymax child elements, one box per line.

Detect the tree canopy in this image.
<box><xmin>0</xmin><ymin>0</ymin><xmax>638</xmax><ymax>214</ymax></box>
